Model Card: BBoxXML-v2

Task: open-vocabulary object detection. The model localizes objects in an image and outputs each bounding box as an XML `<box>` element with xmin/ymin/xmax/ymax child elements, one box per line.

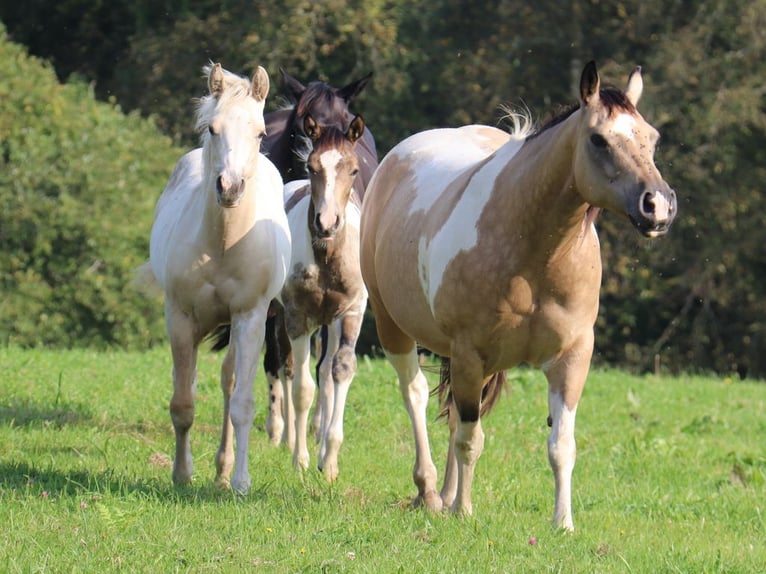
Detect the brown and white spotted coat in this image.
<box><xmin>360</xmin><ymin>62</ymin><xmax>676</xmax><ymax>529</ymax></box>
<box><xmin>272</xmin><ymin>115</ymin><xmax>368</xmax><ymax>481</ymax></box>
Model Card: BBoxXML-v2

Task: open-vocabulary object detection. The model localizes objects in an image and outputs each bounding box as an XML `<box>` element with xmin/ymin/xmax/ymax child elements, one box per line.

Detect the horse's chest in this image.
<box><xmin>283</xmin><ymin>261</ymin><xmax>358</xmax><ymax>328</ymax></box>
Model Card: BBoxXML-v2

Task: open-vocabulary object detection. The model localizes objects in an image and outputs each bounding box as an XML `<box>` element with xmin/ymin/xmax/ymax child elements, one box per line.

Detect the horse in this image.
<box><xmin>212</xmin><ymin>69</ymin><xmax>378</xmax><ymax>447</ymax></box>
<box><xmin>144</xmin><ymin>63</ymin><xmax>291</xmax><ymax>493</ymax></box>
<box><xmin>262</xmin><ymin>68</ymin><xmax>377</xmax><ymax>199</ymax></box>
<box><xmin>359</xmin><ymin>61</ymin><xmax>677</xmax><ymax>530</ymax></box>
<box><xmin>269</xmin><ymin>113</ymin><xmax>368</xmax><ymax>481</ymax></box>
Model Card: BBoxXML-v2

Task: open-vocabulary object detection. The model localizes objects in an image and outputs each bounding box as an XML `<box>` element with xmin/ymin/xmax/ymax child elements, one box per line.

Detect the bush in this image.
<box><xmin>0</xmin><ymin>25</ymin><xmax>179</xmax><ymax>349</ymax></box>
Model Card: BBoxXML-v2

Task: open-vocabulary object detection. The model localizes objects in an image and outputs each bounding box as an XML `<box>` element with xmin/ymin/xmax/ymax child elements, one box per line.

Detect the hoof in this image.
<box><xmin>318</xmin><ymin>461</ymin><xmax>339</xmax><ymax>483</ymax></box>
<box><xmin>413</xmin><ymin>490</ymin><xmax>443</xmax><ymax>512</ymax></box>
<box><xmin>214</xmin><ymin>476</ymin><xmax>232</xmax><ymax>490</ymax></box>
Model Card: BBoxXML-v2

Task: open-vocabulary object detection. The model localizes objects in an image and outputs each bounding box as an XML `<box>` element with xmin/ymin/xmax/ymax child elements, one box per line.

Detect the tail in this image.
<box><xmin>436</xmin><ymin>357</ymin><xmax>507</xmax><ymax>419</ymax></box>
<box><xmin>133</xmin><ymin>261</ymin><xmax>163</xmax><ymax>298</ymax></box>
<box><xmin>208</xmin><ymin>324</ymin><xmax>231</xmax><ymax>351</ymax></box>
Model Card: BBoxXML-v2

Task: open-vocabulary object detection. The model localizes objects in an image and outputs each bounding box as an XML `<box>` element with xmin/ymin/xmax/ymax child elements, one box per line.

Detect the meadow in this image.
<box><xmin>1</xmin><ymin>346</ymin><xmax>764</xmax><ymax>573</ymax></box>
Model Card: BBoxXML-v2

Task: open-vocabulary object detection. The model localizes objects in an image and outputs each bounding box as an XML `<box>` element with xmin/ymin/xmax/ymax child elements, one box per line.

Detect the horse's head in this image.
<box><xmin>281</xmin><ymin>69</ymin><xmax>372</xmax><ymax>178</ymax></box>
<box><xmin>573</xmin><ymin>61</ymin><xmax>677</xmax><ymax>237</ymax></box>
<box><xmin>304</xmin><ymin>113</ymin><xmax>365</xmax><ymax>244</ymax></box>
<box><xmin>197</xmin><ymin>63</ymin><xmax>269</xmax><ymax>208</ymax></box>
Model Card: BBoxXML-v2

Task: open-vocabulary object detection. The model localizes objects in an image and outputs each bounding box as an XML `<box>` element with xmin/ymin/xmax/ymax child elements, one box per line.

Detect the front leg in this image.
<box><xmin>229</xmin><ymin>303</ymin><xmax>269</xmax><ymax>494</ymax></box>
<box><xmin>291</xmin><ymin>333</ymin><xmax>315</xmax><ymax>472</ymax></box>
<box><xmin>215</xmin><ymin>346</ymin><xmax>235</xmax><ymax>487</ymax></box>
<box><xmin>318</xmin><ymin>304</ymin><xmax>365</xmax><ymax>481</ymax></box>
<box><xmin>166</xmin><ymin>304</ymin><xmax>199</xmax><ymax>486</ymax></box>
<box><xmin>543</xmin><ymin>335</ymin><xmax>593</xmax><ymax>532</ymax></box>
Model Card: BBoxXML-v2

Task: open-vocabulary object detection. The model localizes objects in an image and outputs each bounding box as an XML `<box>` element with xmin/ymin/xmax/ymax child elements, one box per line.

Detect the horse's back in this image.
<box><xmin>361</xmin><ymin>125</ymin><xmax>512</xmax><ymax>354</ymax></box>
<box><xmin>150</xmin><ymin>148</ymin><xmax>205</xmax><ymax>288</ymax></box>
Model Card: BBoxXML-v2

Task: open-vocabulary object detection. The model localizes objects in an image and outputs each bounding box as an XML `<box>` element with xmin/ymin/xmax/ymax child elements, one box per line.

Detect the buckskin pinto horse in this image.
<box><xmin>213</xmin><ymin>69</ymin><xmax>378</xmax><ymax>448</ymax></box>
<box><xmin>270</xmin><ymin>114</ymin><xmax>368</xmax><ymax>481</ymax></box>
<box><xmin>144</xmin><ymin>63</ymin><xmax>291</xmax><ymax>493</ymax></box>
<box><xmin>360</xmin><ymin>61</ymin><xmax>677</xmax><ymax>530</ymax></box>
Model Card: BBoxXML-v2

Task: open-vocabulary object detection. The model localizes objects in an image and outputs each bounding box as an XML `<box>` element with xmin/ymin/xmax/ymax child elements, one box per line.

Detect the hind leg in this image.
<box><xmin>371</xmin><ymin>297</ymin><xmax>441</xmax><ymax>511</ymax></box>
<box><xmin>543</xmin><ymin>335</ymin><xmax>593</xmax><ymax>531</ymax></box>
<box><xmin>447</xmin><ymin>345</ymin><xmax>486</xmax><ymax>516</ymax></box>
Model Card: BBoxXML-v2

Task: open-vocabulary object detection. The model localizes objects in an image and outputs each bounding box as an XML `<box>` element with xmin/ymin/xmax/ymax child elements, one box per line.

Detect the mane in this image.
<box><xmin>311</xmin><ymin>125</ymin><xmax>351</xmax><ymax>155</ymax></box>
<box><xmin>527</xmin><ymin>86</ymin><xmax>637</xmax><ymax>140</ymax></box>
<box><xmin>497</xmin><ymin>104</ymin><xmax>535</xmax><ymax>140</ymax></box>
<box><xmin>296</xmin><ymin>82</ymin><xmax>345</xmax><ymax>118</ymax></box>
<box><xmin>194</xmin><ymin>64</ymin><xmax>254</xmax><ymax>140</ymax></box>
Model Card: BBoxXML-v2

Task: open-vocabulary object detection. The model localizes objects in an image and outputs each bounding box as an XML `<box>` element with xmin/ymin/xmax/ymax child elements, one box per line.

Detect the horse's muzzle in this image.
<box><xmin>216</xmin><ymin>175</ymin><xmax>245</xmax><ymax>208</ymax></box>
<box><xmin>630</xmin><ymin>186</ymin><xmax>677</xmax><ymax>237</ymax></box>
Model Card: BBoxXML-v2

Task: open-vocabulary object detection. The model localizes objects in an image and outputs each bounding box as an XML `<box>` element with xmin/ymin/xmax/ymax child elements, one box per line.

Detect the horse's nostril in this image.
<box><xmin>640</xmin><ymin>190</ymin><xmax>656</xmax><ymax>217</ymax></box>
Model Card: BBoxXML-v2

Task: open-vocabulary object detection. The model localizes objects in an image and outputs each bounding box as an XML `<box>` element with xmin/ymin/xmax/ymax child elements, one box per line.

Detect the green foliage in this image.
<box><xmin>0</xmin><ymin>26</ymin><xmax>176</xmax><ymax>348</ymax></box>
<box><xmin>1</xmin><ymin>2</ymin><xmax>766</xmax><ymax>376</ymax></box>
<box><xmin>1</xmin><ymin>348</ymin><xmax>764</xmax><ymax>572</ymax></box>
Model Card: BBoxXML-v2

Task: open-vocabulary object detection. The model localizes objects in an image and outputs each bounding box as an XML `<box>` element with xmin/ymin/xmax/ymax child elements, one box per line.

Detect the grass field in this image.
<box><xmin>1</xmin><ymin>347</ymin><xmax>764</xmax><ymax>573</ymax></box>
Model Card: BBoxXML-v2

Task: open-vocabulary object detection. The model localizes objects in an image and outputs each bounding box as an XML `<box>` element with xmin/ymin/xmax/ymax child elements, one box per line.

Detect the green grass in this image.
<box><xmin>1</xmin><ymin>347</ymin><xmax>764</xmax><ymax>573</ymax></box>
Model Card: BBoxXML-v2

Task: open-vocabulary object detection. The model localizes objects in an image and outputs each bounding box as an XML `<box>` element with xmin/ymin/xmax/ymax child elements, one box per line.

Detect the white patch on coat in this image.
<box><xmin>319</xmin><ymin>148</ymin><xmax>343</xmax><ymax>196</ymax></box>
<box><xmin>610</xmin><ymin>113</ymin><xmax>637</xmax><ymax>139</ymax></box>
<box><xmin>400</xmin><ymin>127</ymin><xmax>505</xmax><ymax>216</ymax></box>
<box><xmin>420</xmin><ymin>137</ymin><xmax>525</xmax><ymax>311</ymax></box>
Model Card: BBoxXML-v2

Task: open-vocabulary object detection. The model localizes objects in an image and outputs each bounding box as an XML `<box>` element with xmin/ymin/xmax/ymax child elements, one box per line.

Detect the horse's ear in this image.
<box><xmin>208</xmin><ymin>63</ymin><xmax>225</xmax><ymax>98</ymax></box>
<box><xmin>337</xmin><ymin>72</ymin><xmax>373</xmax><ymax>104</ymax></box>
<box><xmin>346</xmin><ymin>115</ymin><xmax>365</xmax><ymax>144</ymax></box>
<box><xmin>250</xmin><ymin>66</ymin><xmax>270</xmax><ymax>103</ymax></box>
<box><xmin>304</xmin><ymin>114</ymin><xmax>321</xmax><ymax>141</ymax></box>
<box><xmin>280</xmin><ymin>68</ymin><xmax>306</xmax><ymax>101</ymax></box>
<box><xmin>625</xmin><ymin>66</ymin><xmax>643</xmax><ymax>106</ymax></box>
<box><xmin>579</xmin><ymin>60</ymin><xmax>600</xmax><ymax>106</ymax></box>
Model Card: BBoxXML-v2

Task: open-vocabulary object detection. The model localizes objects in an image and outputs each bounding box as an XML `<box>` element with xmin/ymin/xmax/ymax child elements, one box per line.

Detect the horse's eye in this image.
<box><xmin>590</xmin><ymin>134</ymin><xmax>608</xmax><ymax>149</ymax></box>
<box><xmin>208</xmin><ymin>124</ymin><xmax>219</xmax><ymax>136</ymax></box>
<box><xmin>350</xmin><ymin>168</ymin><xmax>359</xmax><ymax>177</ymax></box>
<box><xmin>257</xmin><ymin>131</ymin><xmax>266</xmax><ymax>140</ymax></box>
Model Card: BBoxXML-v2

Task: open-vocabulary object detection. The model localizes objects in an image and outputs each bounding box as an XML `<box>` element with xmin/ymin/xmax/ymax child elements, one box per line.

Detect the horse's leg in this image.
<box><xmin>318</xmin><ymin>302</ymin><xmax>365</xmax><ymax>481</ymax></box>
<box><xmin>369</xmin><ymin>291</ymin><xmax>440</xmax><ymax>510</ymax></box>
<box><xmin>166</xmin><ymin>305</ymin><xmax>199</xmax><ymax>485</ymax></box>
<box><xmin>311</xmin><ymin>328</ymin><xmax>328</xmax><ymax>442</ymax></box>
<box><xmin>291</xmin><ymin>332</ymin><xmax>315</xmax><ymax>472</ymax></box>
<box><xmin>543</xmin><ymin>338</ymin><xmax>593</xmax><ymax>532</ymax></box>
<box><xmin>448</xmin><ymin>347</ymin><xmax>487</xmax><ymax>516</ymax></box>
<box><xmin>386</xmin><ymin>348</ymin><xmax>442</xmax><ymax>511</ymax></box>
<box><xmin>316</xmin><ymin>323</ymin><xmax>340</xmax><ymax>473</ymax></box>
<box><xmin>263</xmin><ymin>310</ymin><xmax>285</xmax><ymax>446</ymax></box>
<box><xmin>277</xmin><ymin>309</ymin><xmax>296</xmax><ymax>451</ymax></box>
<box><xmin>229</xmin><ymin>303</ymin><xmax>269</xmax><ymax>494</ymax></box>
<box><xmin>439</xmin><ymin>404</ymin><xmax>458</xmax><ymax>508</ymax></box>
<box><xmin>215</xmin><ymin>346</ymin><xmax>235</xmax><ymax>487</ymax></box>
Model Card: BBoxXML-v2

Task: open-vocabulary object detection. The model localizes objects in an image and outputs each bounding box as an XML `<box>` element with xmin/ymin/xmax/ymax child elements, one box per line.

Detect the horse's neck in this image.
<box><xmin>262</xmin><ymin>110</ymin><xmax>295</xmax><ymax>179</ymax></box>
<box><xmin>492</xmin><ymin>114</ymin><xmax>589</xmax><ymax>248</ymax></box>
<box><xmin>201</xmin><ymin>174</ymin><xmax>258</xmax><ymax>255</ymax></box>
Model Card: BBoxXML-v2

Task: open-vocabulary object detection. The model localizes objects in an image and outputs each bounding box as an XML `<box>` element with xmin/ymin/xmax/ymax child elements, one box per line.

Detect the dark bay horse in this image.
<box><xmin>143</xmin><ymin>63</ymin><xmax>291</xmax><ymax>493</ymax></box>
<box><xmin>263</xmin><ymin>68</ymin><xmax>377</xmax><ymax>200</ymax></box>
<box><xmin>360</xmin><ymin>61</ymin><xmax>677</xmax><ymax>530</ymax></box>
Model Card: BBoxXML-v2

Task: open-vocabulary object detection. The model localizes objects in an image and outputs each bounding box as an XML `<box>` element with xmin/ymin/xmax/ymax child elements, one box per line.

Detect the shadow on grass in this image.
<box><xmin>0</xmin><ymin>399</ymin><xmax>93</xmax><ymax>428</ymax></box>
<box><xmin>0</xmin><ymin>459</ymin><xmax>320</xmax><ymax>506</ymax></box>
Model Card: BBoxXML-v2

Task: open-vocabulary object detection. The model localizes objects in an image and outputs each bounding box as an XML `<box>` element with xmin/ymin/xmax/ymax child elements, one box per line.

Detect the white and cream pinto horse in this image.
<box><xmin>360</xmin><ymin>61</ymin><xmax>677</xmax><ymax>530</ymax></box>
<box><xmin>145</xmin><ymin>63</ymin><xmax>290</xmax><ymax>493</ymax></box>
